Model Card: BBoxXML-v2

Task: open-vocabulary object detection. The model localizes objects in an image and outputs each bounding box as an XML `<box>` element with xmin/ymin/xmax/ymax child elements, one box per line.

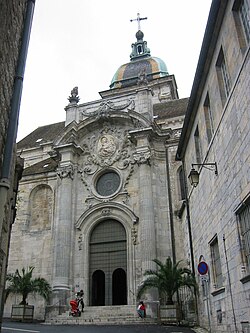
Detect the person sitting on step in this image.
<box><xmin>137</xmin><ymin>301</ymin><xmax>146</xmax><ymax>318</ymax></box>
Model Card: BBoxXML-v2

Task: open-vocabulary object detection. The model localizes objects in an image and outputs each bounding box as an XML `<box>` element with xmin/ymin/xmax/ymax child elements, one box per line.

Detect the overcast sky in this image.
<box><xmin>17</xmin><ymin>0</ymin><xmax>212</xmax><ymax>141</ymax></box>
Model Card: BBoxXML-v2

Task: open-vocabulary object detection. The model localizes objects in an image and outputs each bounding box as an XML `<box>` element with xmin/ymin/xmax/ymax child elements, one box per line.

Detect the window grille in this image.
<box><xmin>204</xmin><ymin>93</ymin><xmax>214</xmax><ymax>143</ymax></box>
<box><xmin>238</xmin><ymin>203</ymin><xmax>250</xmax><ymax>268</ymax></box>
<box><xmin>210</xmin><ymin>237</ymin><xmax>223</xmax><ymax>288</ymax></box>
<box><xmin>216</xmin><ymin>48</ymin><xmax>231</xmax><ymax>104</ymax></box>
<box><xmin>239</xmin><ymin>0</ymin><xmax>250</xmax><ymax>44</ymax></box>
<box><xmin>194</xmin><ymin>126</ymin><xmax>202</xmax><ymax>164</ymax></box>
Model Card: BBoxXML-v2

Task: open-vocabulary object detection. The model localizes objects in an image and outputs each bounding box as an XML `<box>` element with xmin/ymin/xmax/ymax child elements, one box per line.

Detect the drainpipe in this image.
<box><xmin>0</xmin><ymin>0</ymin><xmax>36</xmax><ymax>230</ymax></box>
<box><xmin>165</xmin><ymin>144</ymin><xmax>176</xmax><ymax>264</ymax></box>
<box><xmin>182</xmin><ymin>161</ymin><xmax>195</xmax><ymax>276</ymax></box>
<box><xmin>181</xmin><ymin>160</ymin><xmax>199</xmax><ymax>325</ymax></box>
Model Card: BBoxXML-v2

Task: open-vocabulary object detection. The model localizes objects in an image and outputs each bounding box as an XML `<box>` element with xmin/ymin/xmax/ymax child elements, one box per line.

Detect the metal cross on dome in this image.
<box><xmin>130</xmin><ymin>13</ymin><xmax>147</xmax><ymax>31</ymax></box>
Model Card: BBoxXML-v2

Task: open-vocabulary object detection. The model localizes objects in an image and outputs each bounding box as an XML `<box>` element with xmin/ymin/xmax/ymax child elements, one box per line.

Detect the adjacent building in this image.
<box><xmin>176</xmin><ymin>0</ymin><xmax>250</xmax><ymax>332</ymax></box>
<box><xmin>0</xmin><ymin>0</ymin><xmax>35</xmax><ymax>326</ymax></box>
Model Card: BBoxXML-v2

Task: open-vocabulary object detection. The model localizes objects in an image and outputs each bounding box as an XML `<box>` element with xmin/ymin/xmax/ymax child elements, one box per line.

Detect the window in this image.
<box><xmin>194</xmin><ymin>126</ymin><xmax>202</xmax><ymax>164</ymax></box>
<box><xmin>204</xmin><ymin>93</ymin><xmax>214</xmax><ymax>143</ymax></box>
<box><xmin>177</xmin><ymin>166</ymin><xmax>186</xmax><ymax>200</ymax></box>
<box><xmin>238</xmin><ymin>201</ymin><xmax>250</xmax><ymax>269</ymax></box>
<box><xmin>210</xmin><ymin>236</ymin><xmax>223</xmax><ymax>288</ymax></box>
<box><xmin>239</xmin><ymin>0</ymin><xmax>250</xmax><ymax>43</ymax></box>
<box><xmin>233</xmin><ymin>0</ymin><xmax>250</xmax><ymax>51</ymax></box>
<box><xmin>216</xmin><ymin>48</ymin><xmax>231</xmax><ymax>105</ymax></box>
<box><xmin>95</xmin><ymin>170</ymin><xmax>121</xmax><ymax>197</ymax></box>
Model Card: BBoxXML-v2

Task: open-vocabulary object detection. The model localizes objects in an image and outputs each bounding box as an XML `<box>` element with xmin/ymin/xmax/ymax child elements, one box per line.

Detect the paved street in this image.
<box><xmin>1</xmin><ymin>322</ymin><xmax>198</xmax><ymax>333</ymax></box>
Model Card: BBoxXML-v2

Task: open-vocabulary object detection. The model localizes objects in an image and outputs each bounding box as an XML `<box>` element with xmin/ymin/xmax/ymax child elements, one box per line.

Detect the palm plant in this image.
<box><xmin>137</xmin><ymin>257</ymin><xmax>197</xmax><ymax>305</ymax></box>
<box><xmin>5</xmin><ymin>266</ymin><xmax>51</xmax><ymax>305</ymax></box>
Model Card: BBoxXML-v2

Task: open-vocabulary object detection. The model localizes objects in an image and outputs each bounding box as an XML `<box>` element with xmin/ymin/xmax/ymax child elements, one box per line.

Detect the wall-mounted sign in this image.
<box><xmin>198</xmin><ymin>261</ymin><xmax>208</xmax><ymax>275</ymax></box>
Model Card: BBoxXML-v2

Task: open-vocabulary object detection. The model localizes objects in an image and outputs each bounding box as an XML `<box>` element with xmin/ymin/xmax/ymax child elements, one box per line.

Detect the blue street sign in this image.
<box><xmin>198</xmin><ymin>261</ymin><xmax>208</xmax><ymax>275</ymax></box>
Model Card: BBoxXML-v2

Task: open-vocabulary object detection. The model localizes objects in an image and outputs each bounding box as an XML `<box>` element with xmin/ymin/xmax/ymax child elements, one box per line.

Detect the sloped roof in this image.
<box><xmin>176</xmin><ymin>0</ymin><xmax>226</xmax><ymax>159</ymax></box>
<box><xmin>17</xmin><ymin>121</ymin><xmax>65</xmax><ymax>150</ymax></box>
<box><xmin>154</xmin><ymin>97</ymin><xmax>189</xmax><ymax>120</ymax></box>
<box><xmin>23</xmin><ymin>157</ymin><xmax>58</xmax><ymax>176</ymax></box>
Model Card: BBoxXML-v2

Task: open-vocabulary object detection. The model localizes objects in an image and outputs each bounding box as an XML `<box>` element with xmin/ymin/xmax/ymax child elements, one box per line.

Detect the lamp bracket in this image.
<box><xmin>191</xmin><ymin>162</ymin><xmax>218</xmax><ymax>175</ymax></box>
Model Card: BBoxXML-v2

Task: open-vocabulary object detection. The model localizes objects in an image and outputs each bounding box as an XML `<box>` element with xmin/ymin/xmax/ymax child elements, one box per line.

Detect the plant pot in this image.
<box><xmin>160</xmin><ymin>304</ymin><xmax>180</xmax><ymax>324</ymax></box>
<box><xmin>11</xmin><ymin>305</ymin><xmax>34</xmax><ymax>322</ymax></box>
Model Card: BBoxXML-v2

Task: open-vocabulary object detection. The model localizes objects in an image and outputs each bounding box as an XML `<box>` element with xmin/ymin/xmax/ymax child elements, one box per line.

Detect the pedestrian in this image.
<box><xmin>137</xmin><ymin>300</ymin><xmax>146</xmax><ymax>318</ymax></box>
<box><xmin>76</xmin><ymin>289</ymin><xmax>84</xmax><ymax>312</ymax></box>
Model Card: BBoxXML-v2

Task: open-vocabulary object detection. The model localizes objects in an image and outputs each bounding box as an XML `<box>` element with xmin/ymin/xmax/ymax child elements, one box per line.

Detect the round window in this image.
<box><xmin>96</xmin><ymin>171</ymin><xmax>121</xmax><ymax>197</ymax></box>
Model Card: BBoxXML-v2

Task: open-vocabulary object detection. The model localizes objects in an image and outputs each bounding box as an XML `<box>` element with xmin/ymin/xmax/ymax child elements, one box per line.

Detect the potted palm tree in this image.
<box><xmin>137</xmin><ymin>257</ymin><xmax>197</xmax><ymax>323</ymax></box>
<box><xmin>5</xmin><ymin>266</ymin><xmax>51</xmax><ymax>322</ymax></box>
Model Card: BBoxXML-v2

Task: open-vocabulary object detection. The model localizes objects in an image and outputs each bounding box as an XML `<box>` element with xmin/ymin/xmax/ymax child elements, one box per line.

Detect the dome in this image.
<box><xmin>110</xmin><ymin>30</ymin><xmax>169</xmax><ymax>89</ymax></box>
<box><xmin>110</xmin><ymin>57</ymin><xmax>169</xmax><ymax>89</ymax></box>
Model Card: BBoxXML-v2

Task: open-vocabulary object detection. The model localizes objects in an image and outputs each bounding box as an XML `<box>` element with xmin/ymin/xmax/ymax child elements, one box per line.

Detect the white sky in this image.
<box><xmin>17</xmin><ymin>0</ymin><xmax>212</xmax><ymax>141</ymax></box>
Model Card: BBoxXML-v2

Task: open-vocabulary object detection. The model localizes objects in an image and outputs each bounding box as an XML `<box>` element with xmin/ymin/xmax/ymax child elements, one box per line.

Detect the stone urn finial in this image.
<box><xmin>68</xmin><ymin>86</ymin><xmax>80</xmax><ymax>104</ymax></box>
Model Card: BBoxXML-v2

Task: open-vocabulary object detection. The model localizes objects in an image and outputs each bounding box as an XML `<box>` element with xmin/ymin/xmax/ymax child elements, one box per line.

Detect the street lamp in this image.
<box><xmin>188</xmin><ymin>168</ymin><xmax>199</xmax><ymax>187</ymax></box>
<box><xmin>188</xmin><ymin>162</ymin><xmax>218</xmax><ymax>187</ymax></box>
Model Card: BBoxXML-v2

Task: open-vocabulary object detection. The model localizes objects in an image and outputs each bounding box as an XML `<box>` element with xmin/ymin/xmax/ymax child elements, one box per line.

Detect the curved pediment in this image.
<box><xmin>75</xmin><ymin>202</ymin><xmax>139</xmax><ymax>231</ymax></box>
<box><xmin>52</xmin><ymin>104</ymin><xmax>153</xmax><ymax>149</ymax></box>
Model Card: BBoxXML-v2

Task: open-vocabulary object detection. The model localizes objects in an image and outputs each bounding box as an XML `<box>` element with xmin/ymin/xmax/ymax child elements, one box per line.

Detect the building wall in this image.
<box><xmin>0</xmin><ymin>0</ymin><xmax>27</xmax><ymax>323</ymax></box>
<box><xmin>4</xmin><ymin>81</ymin><xmax>187</xmax><ymax>320</ymax></box>
<box><xmin>0</xmin><ymin>1</ymin><xmax>26</xmax><ymax>170</ymax></box>
<box><xmin>180</xmin><ymin>1</ymin><xmax>250</xmax><ymax>332</ymax></box>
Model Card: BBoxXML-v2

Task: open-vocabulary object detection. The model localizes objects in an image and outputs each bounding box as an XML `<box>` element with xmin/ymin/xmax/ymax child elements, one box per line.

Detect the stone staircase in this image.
<box><xmin>46</xmin><ymin>305</ymin><xmax>158</xmax><ymax>325</ymax></box>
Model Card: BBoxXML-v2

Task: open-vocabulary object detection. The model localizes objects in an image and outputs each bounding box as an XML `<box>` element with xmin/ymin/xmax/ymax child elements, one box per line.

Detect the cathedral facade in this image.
<box><xmin>4</xmin><ymin>28</ymin><xmax>188</xmax><ymax>320</ymax></box>
<box><xmin>5</xmin><ymin>2</ymin><xmax>250</xmax><ymax>331</ymax></box>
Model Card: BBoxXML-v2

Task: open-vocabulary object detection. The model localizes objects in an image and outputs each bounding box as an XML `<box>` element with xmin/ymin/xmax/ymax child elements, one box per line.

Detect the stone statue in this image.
<box><xmin>137</xmin><ymin>67</ymin><xmax>148</xmax><ymax>85</ymax></box>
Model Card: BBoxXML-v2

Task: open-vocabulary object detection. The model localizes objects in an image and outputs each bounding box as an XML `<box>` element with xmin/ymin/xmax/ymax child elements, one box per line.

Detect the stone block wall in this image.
<box><xmin>0</xmin><ymin>0</ymin><xmax>26</xmax><ymax>170</ymax></box>
<box><xmin>0</xmin><ymin>0</ymin><xmax>27</xmax><ymax>322</ymax></box>
<box><xmin>179</xmin><ymin>1</ymin><xmax>250</xmax><ymax>331</ymax></box>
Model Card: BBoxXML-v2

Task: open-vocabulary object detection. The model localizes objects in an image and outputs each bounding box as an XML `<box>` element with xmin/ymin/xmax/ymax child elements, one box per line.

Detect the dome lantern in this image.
<box><xmin>110</xmin><ymin>14</ymin><xmax>169</xmax><ymax>90</ymax></box>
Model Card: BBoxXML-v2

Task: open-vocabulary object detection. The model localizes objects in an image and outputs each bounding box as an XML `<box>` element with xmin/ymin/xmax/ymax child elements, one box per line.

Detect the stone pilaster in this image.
<box><xmin>136</xmin><ymin>86</ymin><xmax>154</xmax><ymax>121</ymax></box>
<box><xmin>133</xmin><ymin>131</ymin><xmax>157</xmax><ymax>304</ymax></box>
<box><xmin>53</xmin><ymin>164</ymin><xmax>74</xmax><ymax>294</ymax></box>
<box><xmin>51</xmin><ymin>144</ymin><xmax>80</xmax><ymax>305</ymax></box>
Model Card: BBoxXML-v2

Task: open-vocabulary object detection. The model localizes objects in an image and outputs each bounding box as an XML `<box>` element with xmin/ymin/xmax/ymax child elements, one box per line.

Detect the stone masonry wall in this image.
<box><xmin>0</xmin><ymin>0</ymin><xmax>26</xmax><ymax>172</ymax></box>
<box><xmin>0</xmin><ymin>0</ymin><xmax>27</xmax><ymax>322</ymax></box>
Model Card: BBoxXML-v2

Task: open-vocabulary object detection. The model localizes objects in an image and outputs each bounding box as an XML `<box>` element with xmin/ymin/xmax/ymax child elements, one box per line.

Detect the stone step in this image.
<box><xmin>47</xmin><ymin>317</ymin><xmax>157</xmax><ymax>326</ymax></box>
<box><xmin>46</xmin><ymin>305</ymin><xmax>158</xmax><ymax>325</ymax></box>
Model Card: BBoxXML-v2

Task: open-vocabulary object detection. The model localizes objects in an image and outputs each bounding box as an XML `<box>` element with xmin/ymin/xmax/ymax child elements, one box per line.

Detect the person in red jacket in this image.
<box><xmin>137</xmin><ymin>301</ymin><xmax>146</xmax><ymax>318</ymax></box>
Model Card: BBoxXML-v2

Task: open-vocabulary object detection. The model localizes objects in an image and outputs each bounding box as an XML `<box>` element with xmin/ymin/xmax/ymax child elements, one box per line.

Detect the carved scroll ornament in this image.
<box><xmin>81</xmin><ymin>99</ymin><xmax>135</xmax><ymax>119</ymax></box>
<box><xmin>57</xmin><ymin>165</ymin><xmax>74</xmax><ymax>179</ymax></box>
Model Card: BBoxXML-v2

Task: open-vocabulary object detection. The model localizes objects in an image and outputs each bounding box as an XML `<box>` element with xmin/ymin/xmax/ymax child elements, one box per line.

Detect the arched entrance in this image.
<box><xmin>112</xmin><ymin>268</ymin><xmax>127</xmax><ymax>305</ymax></box>
<box><xmin>92</xmin><ymin>270</ymin><xmax>105</xmax><ymax>305</ymax></box>
<box><xmin>89</xmin><ymin>219</ymin><xmax>127</xmax><ymax>306</ymax></box>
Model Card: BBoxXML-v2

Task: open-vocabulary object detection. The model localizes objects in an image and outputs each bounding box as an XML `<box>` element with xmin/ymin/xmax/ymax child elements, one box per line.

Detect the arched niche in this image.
<box><xmin>28</xmin><ymin>184</ymin><xmax>53</xmax><ymax>231</ymax></box>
